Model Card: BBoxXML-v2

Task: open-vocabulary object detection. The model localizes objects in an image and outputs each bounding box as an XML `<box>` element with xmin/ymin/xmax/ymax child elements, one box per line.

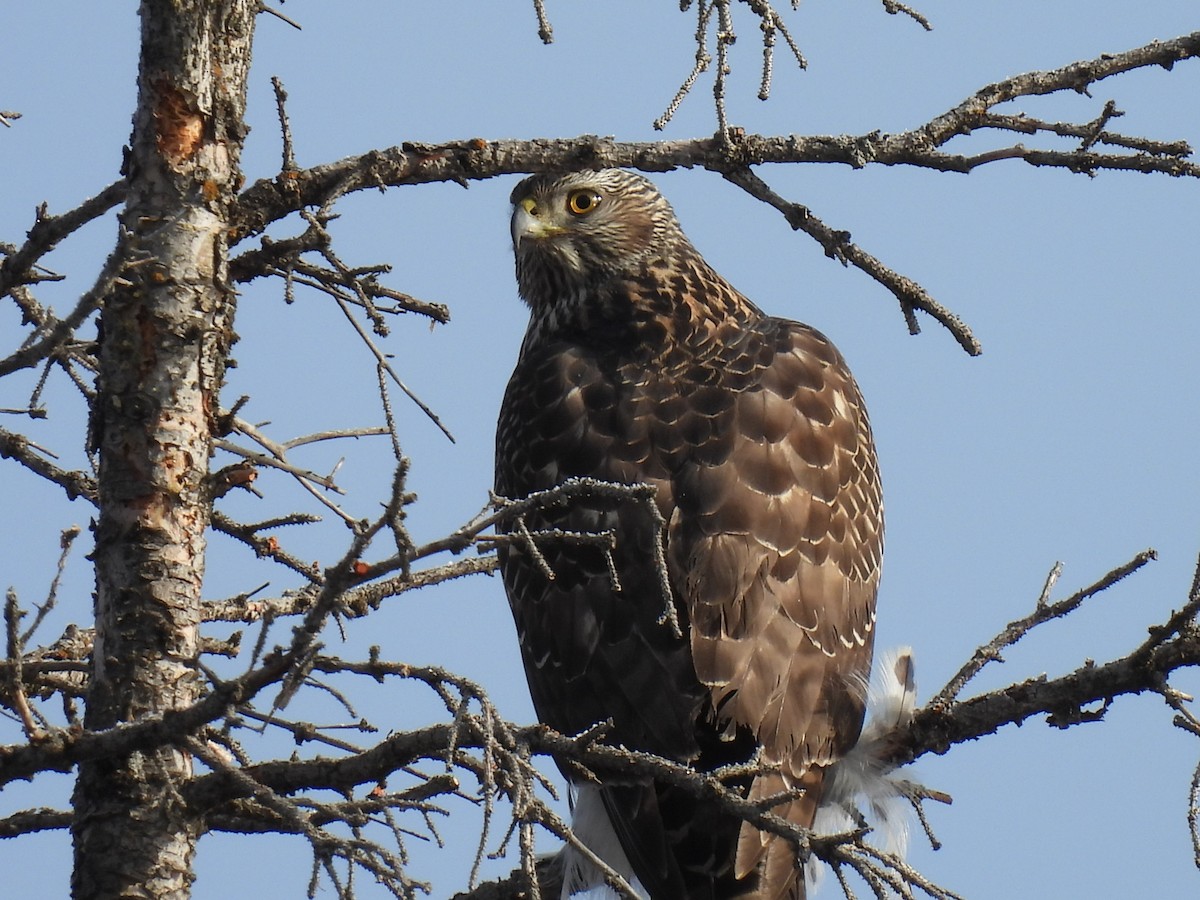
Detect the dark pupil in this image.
<box><xmin>573</xmin><ymin>193</ymin><xmax>591</xmax><ymax>212</ymax></box>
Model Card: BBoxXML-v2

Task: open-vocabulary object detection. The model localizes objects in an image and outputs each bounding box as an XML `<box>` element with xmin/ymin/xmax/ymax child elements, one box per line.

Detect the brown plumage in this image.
<box><xmin>495</xmin><ymin>169</ymin><xmax>883</xmax><ymax>899</ymax></box>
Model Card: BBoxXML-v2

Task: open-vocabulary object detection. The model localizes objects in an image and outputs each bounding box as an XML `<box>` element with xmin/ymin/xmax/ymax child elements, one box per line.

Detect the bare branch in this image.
<box><xmin>879</xmin><ymin>0</ymin><xmax>932</xmax><ymax>32</ymax></box>
<box><xmin>530</xmin><ymin>0</ymin><xmax>553</xmax><ymax>44</ymax></box>
<box><xmin>4</xmin><ymin>590</ymin><xmax>41</xmax><ymax>739</ymax></box>
<box><xmin>214</xmin><ymin>438</ymin><xmax>344</xmax><ymax>493</ymax></box>
<box><xmin>1191</xmin><ymin>758</ymin><xmax>1200</xmax><ymax>871</ymax></box>
<box><xmin>931</xmin><ymin>549</ymin><xmax>1158</xmax><ymax>708</ymax></box>
<box><xmin>270</xmin><ymin>75</ymin><xmax>297</xmax><ymax>173</ymax></box>
<box><xmin>0</xmin><ymin>426</ymin><xmax>98</xmax><ymax>502</ymax></box>
<box><xmin>658</xmin><ymin>0</ymin><xmax>922</xmax><ymax>129</ymax></box>
<box><xmin>220</xmin><ymin>33</ymin><xmax>1198</xmax><ymax>361</ymax></box>
<box><xmin>654</xmin><ymin>0</ymin><xmax>716</xmax><ymax>131</ymax></box>
<box><xmin>0</xmin><ymin>229</ymin><xmax>135</xmax><ymax>378</ymax></box>
<box><xmin>257</xmin><ymin>3</ymin><xmax>302</xmax><ymax>31</ymax></box>
<box><xmin>210</xmin><ymin>509</ymin><xmax>325</xmax><ymax>582</ymax></box>
<box><xmin>230</xmin><ymin>31</ymin><xmax>1200</xmax><ymax>216</ymax></box>
<box><xmin>905</xmin><ymin>31</ymin><xmax>1200</xmax><ymax>154</ymax></box>
<box><xmin>198</xmin><ymin>549</ymin><xmax>497</xmax><ymax>628</ymax></box>
<box><xmin>723</xmin><ymin>167</ymin><xmax>982</xmax><ymax>354</ymax></box>
<box><xmin>890</xmin><ymin>561</ymin><xmax>1198</xmax><ymax>767</ymax></box>
<box><xmin>0</xmin><ymin>180</ymin><xmax>126</xmax><ymax>299</ymax></box>
<box><xmin>20</xmin><ymin>525</ymin><xmax>81</xmax><ymax>645</ymax></box>
<box><xmin>0</xmin><ymin>807</ymin><xmax>70</xmax><ymax>838</ymax></box>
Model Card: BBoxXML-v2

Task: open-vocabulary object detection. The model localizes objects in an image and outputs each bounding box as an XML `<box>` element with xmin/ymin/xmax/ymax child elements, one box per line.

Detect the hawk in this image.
<box><xmin>495</xmin><ymin>169</ymin><xmax>883</xmax><ymax>899</ymax></box>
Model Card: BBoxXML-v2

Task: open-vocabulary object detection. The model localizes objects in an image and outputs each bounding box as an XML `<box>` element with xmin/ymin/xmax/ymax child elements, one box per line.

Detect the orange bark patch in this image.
<box><xmin>154</xmin><ymin>80</ymin><xmax>205</xmax><ymax>165</ymax></box>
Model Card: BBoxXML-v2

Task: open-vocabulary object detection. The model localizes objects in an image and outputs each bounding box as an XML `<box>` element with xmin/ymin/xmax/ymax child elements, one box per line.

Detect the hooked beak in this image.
<box><xmin>511</xmin><ymin>196</ymin><xmax>563</xmax><ymax>251</ymax></box>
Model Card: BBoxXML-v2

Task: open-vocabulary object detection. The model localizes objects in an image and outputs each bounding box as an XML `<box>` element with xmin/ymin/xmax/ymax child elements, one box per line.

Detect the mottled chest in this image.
<box><xmin>495</xmin><ymin>320</ymin><xmax>781</xmax><ymax>497</ymax></box>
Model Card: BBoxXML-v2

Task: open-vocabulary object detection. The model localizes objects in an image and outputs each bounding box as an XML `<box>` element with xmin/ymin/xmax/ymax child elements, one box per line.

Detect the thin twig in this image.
<box><xmin>880</xmin><ymin>0</ymin><xmax>932</xmax><ymax>31</ymax></box>
<box><xmin>0</xmin><ymin>227</ymin><xmax>134</xmax><ymax>378</ymax></box>
<box><xmin>293</xmin><ymin>210</ymin><xmax>455</xmax><ymax>441</ymax></box>
<box><xmin>932</xmin><ymin>549</ymin><xmax>1157</xmax><ymax>708</ymax></box>
<box><xmin>257</xmin><ymin>3</ymin><xmax>302</xmax><ymax>30</ymax></box>
<box><xmin>655</xmin><ymin>0</ymin><xmax>715</xmax><ymax>131</ymax></box>
<box><xmin>531</xmin><ymin>0</ymin><xmax>553</xmax><ymax>44</ymax></box>
<box><xmin>271</xmin><ymin>76</ymin><xmax>297</xmax><ymax>172</ymax></box>
<box><xmin>4</xmin><ymin>590</ymin><xmax>41</xmax><ymax>739</ymax></box>
<box><xmin>723</xmin><ymin>167</ymin><xmax>982</xmax><ymax>355</ymax></box>
<box><xmin>20</xmin><ymin>526</ymin><xmax>81</xmax><ymax>645</ymax></box>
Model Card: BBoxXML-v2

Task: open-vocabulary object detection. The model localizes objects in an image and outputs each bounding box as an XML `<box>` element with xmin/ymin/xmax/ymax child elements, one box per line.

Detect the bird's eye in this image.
<box><xmin>566</xmin><ymin>190</ymin><xmax>601</xmax><ymax>216</ymax></box>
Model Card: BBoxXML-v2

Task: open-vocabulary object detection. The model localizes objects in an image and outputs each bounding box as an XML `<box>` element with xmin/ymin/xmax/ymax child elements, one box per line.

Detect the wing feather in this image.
<box><xmin>669</xmin><ymin>322</ymin><xmax>882</xmax><ymax>890</ymax></box>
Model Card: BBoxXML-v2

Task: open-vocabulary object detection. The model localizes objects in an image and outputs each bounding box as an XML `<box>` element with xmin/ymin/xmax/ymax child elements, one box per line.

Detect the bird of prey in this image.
<box><xmin>495</xmin><ymin>169</ymin><xmax>883</xmax><ymax>899</ymax></box>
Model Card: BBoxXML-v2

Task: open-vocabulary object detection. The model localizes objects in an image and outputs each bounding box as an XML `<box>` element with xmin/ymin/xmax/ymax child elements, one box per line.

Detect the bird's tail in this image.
<box><xmin>735</xmin><ymin>766</ymin><xmax>822</xmax><ymax>899</ymax></box>
<box><xmin>558</xmin><ymin>651</ymin><xmax>921</xmax><ymax>899</ymax></box>
<box><xmin>559</xmin><ymin>782</ymin><xmax>644</xmax><ymax>900</ymax></box>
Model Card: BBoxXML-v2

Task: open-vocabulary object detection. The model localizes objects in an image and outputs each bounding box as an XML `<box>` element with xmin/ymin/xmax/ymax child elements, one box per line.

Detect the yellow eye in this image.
<box><xmin>566</xmin><ymin>189</ymin><xmax>601</xmax><ymax>216</ymax></box>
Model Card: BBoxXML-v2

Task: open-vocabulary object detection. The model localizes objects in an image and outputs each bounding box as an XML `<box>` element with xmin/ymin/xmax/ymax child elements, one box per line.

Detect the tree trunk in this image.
<box><xmin>72</xmin><ymin>3</ymin><xmax>255</xmax><ymax>898</ymax></box>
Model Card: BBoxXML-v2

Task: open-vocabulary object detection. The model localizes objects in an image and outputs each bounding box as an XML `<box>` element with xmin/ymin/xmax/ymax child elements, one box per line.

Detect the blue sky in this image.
<box><xmin>2</xmin><ymin>2</ymin><xmax>1199</xmax><ymax>897</ymax></box>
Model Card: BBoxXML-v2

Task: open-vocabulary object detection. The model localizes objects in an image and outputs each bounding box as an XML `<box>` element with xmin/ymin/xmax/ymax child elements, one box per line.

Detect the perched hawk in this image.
<box><xmin>495</xmin><ymin>169</ymin><xmax>883</xmax><ymax>899</ymax></box>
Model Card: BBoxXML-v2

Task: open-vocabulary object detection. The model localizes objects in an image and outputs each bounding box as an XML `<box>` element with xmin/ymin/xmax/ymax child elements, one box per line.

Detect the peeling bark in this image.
<box><xmin>71</xmin><ymin>3</ymin><xmax>255</xmax><ymax>898</ymax></box>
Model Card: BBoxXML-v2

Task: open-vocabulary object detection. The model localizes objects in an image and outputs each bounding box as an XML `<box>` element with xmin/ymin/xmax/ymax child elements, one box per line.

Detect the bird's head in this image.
<box><xmin>509</xmin><ymin>169</ymin><xmax>685</xmax><ymax>309</ymax></box>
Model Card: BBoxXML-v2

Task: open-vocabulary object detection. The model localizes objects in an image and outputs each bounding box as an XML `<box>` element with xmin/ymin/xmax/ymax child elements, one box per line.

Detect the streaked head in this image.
<box><xmin>509</xmin><ymin>169</ymin><xmax>685</xmax><ymax>307</ymax></box>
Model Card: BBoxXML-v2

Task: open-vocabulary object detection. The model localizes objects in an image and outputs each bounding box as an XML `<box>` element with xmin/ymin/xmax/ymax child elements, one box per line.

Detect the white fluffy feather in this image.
<box><xmin>808</xmin><ymin>647</ymin><xmax>919</xmax><ymax>893</ymax></box>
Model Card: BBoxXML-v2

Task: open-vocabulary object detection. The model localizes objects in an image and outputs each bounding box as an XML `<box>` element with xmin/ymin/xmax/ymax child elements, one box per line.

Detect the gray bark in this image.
<box><xmin>71</xmin><ymin>3</ymin><xmax>255</xmax><ymax>898</ymax></box>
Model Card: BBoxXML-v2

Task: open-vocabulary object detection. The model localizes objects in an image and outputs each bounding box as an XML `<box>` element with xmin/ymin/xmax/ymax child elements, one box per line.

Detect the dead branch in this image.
<box><xmin>0</xmin><ymin>229</ymin><xmax>134</xmax><ymax>379</ymax></box>
<box><xmin>931</xmin><ymin>549</ymin><xmax>1159</xmax><ymax>708</ymax></box>
<box><xmin>221</xmin><ymin>31</ymin><xmax>1199</xmax><ymax>356</ymax></box>
<box><xmin>199</xmin><ymin>554</ymin><xmax>498</xmax><ymax>624</ymax></box>
<box><xmin>530</xmin><ymin>0</ymin><xmax>553</xmax><ymax>45</ymax></box>
<box><xmin>0</xmin><ymin>181</ymin><xmax>126</xmax><ymax>300</ymax></box>
<box><xmin>722</xmin><ymin>166</ymin><xmax>982</xmax><ymax>354</ymax></box>
<box><xmin>1</xmin><ymin>537</ymin><xmax>1197</xmax><ymax>898</ymax></box>
<box><xmin>210</xmin><ymin>509</ymin><xmax>325</xmax><ymax>582</ymax></box>
<box><xmin>0</xmin><ymin>426</ymin><xmax>98</xmax><ymax>502</ymax></box>
<box><xmin>4</xmin><ymin>590</ymin><xmax>40</xmax><ymax>739</ymax></box>
<box><xmin>0</xmin><ymin>807</ymin><xmax>71</xmax><ymax>838</ymax></box>
<box><xmin>653</xmin><ymin>0</ymin><xmax>921</xmax><ymax>132</ymax></box>
<box><xmin>893</xmin><ymin>553</ymin><xmax>1200</xmax><ymax>763</ymax></box>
